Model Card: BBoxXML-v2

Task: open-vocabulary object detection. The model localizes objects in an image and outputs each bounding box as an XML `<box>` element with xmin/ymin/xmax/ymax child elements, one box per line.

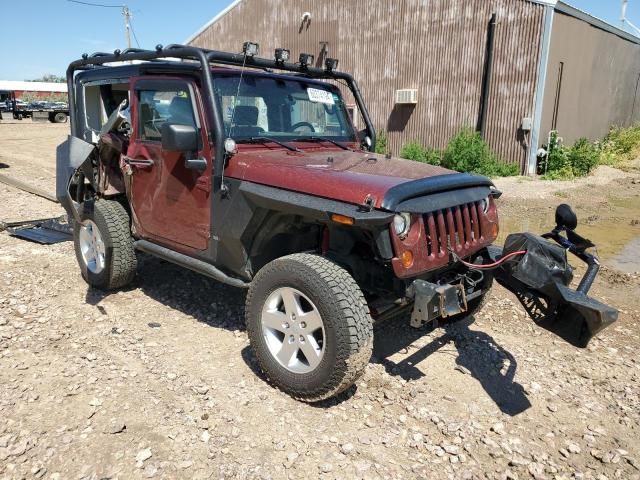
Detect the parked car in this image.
<box><xmin>56</xmin><ymin>43</ymin><xmax>617</xmax><ymax>402</ymax></box>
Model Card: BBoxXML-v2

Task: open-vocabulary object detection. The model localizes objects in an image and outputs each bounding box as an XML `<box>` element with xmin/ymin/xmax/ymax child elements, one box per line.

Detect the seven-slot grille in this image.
<box><xmin>424</xmin><ymin>201</ymin><xmax>485</xmax><ymax>257</ymax></box>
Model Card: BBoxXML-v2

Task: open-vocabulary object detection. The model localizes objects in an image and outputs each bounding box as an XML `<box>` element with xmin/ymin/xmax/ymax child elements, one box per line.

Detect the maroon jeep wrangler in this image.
<box><xmin>56</xmin><ymin>44</ymin><xmax>615</xmax><ymax>402</ymax></box>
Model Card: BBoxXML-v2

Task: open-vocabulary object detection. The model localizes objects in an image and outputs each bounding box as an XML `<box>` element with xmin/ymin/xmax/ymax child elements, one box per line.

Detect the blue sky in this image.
<box><xmin>0</xmin><ymin>0</ymin><xmax>638</xmax><ymax>81</ymax></box>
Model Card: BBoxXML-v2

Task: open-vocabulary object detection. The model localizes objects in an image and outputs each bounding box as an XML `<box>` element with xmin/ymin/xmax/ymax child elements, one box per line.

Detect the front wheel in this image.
<box><xmin>245</xmin><ymin>254</ymin><xmax>373</xmax><ymax>402</ymax></box>
<box><xmin>73</xmin><ymin>199</ymin><xmax>137</xmax><ymax>290</ymax></box>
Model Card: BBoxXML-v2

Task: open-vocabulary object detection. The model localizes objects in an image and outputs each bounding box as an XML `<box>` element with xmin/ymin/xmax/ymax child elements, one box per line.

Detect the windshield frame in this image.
<box><xmin>212</xmin><ymin>71</ymin><xmax>359</xmax><ymax>145</ymax></box>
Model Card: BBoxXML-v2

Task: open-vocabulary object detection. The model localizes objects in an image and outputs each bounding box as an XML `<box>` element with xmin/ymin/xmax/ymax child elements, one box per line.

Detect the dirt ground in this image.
<box><xmin>1</xmin><ymin>119</ymin><xmax>639</xmax><ymax>480</ymax></box>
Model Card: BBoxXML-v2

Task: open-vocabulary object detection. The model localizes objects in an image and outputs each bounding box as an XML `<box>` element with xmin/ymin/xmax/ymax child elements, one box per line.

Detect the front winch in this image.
<box><xmin>408</xmin><ymin>280</ymin><xmax>467</xmax><ymax>328</ymax></box>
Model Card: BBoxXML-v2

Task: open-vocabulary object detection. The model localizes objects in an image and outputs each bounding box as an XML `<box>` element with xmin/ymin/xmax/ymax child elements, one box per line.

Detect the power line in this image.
<box><xmin>67</xmin><ymin>0</ymin><xmax>124</xmax><ymax>7</ymax></box>
<box><xmin>129</xmin><ymin>16</ymin><xmax>141</xmax><ymax>48</ymax></box>
<box><xmin>66</xmin><ymin>0</ymin><xmax>136</xmax><ymax>48</ymax></box>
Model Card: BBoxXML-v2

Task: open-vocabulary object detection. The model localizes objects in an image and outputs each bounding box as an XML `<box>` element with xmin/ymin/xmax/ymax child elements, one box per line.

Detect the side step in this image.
<box><xmin>134</xmin><ymin>239</ymin><xmax>249</xmax><ymax>289</ymax></box>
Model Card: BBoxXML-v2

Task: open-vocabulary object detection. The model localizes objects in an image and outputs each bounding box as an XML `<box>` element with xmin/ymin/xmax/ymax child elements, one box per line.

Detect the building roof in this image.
<box><xmin>556</xmin><ymin>1</ymin><xmax>640</xmax><ymax>46</ymax></box>
<box><xmin>185</xmin><ymin>0</ymin><xmax>242</xmax><ymax>45</ymax></box>
<box><xmin>0</xmin><ymin>81</ymin><xmax>67</xmax><ymax>93</ymax></box>
<box><xmin>184</xmin><ymin>0</ymin><xmax>640</xmax><ymax>47</ymax></box>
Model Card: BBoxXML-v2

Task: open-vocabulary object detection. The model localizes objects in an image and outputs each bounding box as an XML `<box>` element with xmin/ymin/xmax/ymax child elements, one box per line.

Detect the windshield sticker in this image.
<box><xmin>307</xmin><ymin>88</ymin><xmax>335</xmax><ymax>105</ymax></box>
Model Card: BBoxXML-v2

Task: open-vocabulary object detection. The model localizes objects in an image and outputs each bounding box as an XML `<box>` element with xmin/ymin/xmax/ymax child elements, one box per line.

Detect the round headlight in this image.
<box><xmin>393</xmin><ymin>213</ymin><xmax>411</xmax><ymax>238</ymax></box>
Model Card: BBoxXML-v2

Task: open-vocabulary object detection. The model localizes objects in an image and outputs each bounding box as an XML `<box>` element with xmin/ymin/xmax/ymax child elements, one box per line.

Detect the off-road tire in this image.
<box><xmin>73</xmin><ymin>199</ymin><xmax>137</xmax><ymax>290</ymax></box>
<box><xmin>53</xmin><ymin>112</ymin><xmax>67</xmax><ymax>123</ymax></box>
<box><xmin>246</xmin><ymin>253</ymin><xmax>373</xmax><ymax>402</ymax></box>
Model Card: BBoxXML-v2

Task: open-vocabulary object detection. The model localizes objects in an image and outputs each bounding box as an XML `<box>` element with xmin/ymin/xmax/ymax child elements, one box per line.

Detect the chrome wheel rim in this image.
<box><xmin>261</xmin><ymin>287</ymin><xmax>326</xmax><ymax>374</ymax></box>
<box><xmin>78</xmin><ymin>220</ymin><xmax>106</xmax><ymax>274</ymax></box>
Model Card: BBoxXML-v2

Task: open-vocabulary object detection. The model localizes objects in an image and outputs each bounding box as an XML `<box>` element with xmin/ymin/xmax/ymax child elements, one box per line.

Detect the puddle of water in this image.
<box><xmin>498</xmin><ymin>199</ymin><xmax>640</xmax><ymax>273</ymax></box>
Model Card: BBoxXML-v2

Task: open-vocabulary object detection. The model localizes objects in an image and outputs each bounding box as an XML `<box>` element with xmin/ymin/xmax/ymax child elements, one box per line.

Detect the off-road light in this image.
<box><xmin>242</xmin><ymin>42</ymin><xmax>260</xmax><ymax>57</ymax></box>
<box><xmin>299</xmin><ymin>53</ymin><xmax>314</xmax><ymax>69</ymax></box>
<box><xmin>275</xmin><ymin>48</ymin><xmax>290</xmax><ymax>64</ymax></box>
<box><xmin>325</xmin><ymin>58</ymin><xmax>339</xmax><ymax>71</ymax></box>
<box><xmin>393</xmin><ymin>213</ymin><xmax>411</xmax><ymax>239</ymax></box>
<box><xmin>224</xmin><ymin>138</ymin><xmax>237</xmax><ymax>154</ymax></box>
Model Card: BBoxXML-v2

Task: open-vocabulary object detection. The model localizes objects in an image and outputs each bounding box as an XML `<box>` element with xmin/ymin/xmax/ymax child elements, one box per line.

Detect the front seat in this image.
<box><xmin>167</xmin><ymin>96</ymin><xmax>196</xmax><ymax>127</ymax></box>
<box><xmin>232</xmin><ymin>105</ymin><xmax>263</xmax><ymax>137</ymax></box>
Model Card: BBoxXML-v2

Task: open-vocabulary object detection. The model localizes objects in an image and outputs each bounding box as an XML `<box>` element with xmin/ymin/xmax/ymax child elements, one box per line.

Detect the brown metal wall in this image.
<box><xmin>190</xmin><ymin>0</ymin><xmax>545</xmax><ymax>168</ymax></box>
<box><xmin>541</xmin><ymin>12</ymin><xmax>640</xmax><ymax>145</ymax></box>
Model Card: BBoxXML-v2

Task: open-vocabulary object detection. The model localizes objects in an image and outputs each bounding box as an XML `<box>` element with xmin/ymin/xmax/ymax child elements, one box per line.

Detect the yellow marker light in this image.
<box><xmin>331</xmin><ymin>214</ymin><xmax>355</xmax><ymax>226</ymax></box>
<box><xmin>488</xmin><ymin>222</ymin><xmax>499</xmax><ymax>240</ymax></box>
<box><xmin>401</xmin><ymin>250</ymin><xmax>414</xmax><ymax>268</ymax></box>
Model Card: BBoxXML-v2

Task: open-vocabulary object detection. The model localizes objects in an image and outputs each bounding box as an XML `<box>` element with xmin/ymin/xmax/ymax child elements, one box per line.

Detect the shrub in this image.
<box><xmin>399</xmin><ymin>142</ymin><xmax>442</xmax><ymax>165</ymax></box>
<box><xmin>542</xmin><ymin>134</ymin><xmax>600</xmax><ymax>179</ymax></box>
<box><xmin>442</xmin><ymin>128</ymin><xmax>518</xmax><ymax>177</ymax></box>
<box><xmin>375</xmin><ymin>130</ymin><xmax>389</xmax><ymax>155</ymax></box>
<box><xmin>603</xmin><ymin>124</ymin><xmax>640</xmax><ymax>160</ymax></box>
<box><xmin>568</xmin><ymin>138</ymin><xmax>599</xmax><ymax>177</ymax></box>
<box><xmin>492</xmin><ymin>161</ymin><xmax>521</xmax><ymax>177</ymax></box>
<box><xmin>543</xmin><ymin>150</ymin><xmax>573</xmax><ymax>179</ymax></box>
<box><xmin>541</xmin><ymin>131</ymin><xmax>572</xmax><ymax>180</ymax></box>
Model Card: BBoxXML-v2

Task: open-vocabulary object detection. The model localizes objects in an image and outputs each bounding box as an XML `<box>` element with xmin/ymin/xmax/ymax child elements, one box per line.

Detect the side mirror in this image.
<box><xmin>161</xmin><ymin>123</ymin><xmax>199</xmax><ymax>152</ymax></box>
<box><xmin>358</xmin><ymin>129</ymin><xmax>372</xmax><ymax>150</ymax></box>
<box><xmin>555</xmin><ymin>204</ymin><xmax>578</xmax><ymax>231</ymax></box>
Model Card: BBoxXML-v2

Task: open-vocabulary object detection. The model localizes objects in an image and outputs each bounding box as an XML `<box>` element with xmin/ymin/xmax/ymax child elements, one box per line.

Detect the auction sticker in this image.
<box><xmin>307</xmin><ymin>88</ymin><xmax>335</xmax><ymax>105</ymax></box>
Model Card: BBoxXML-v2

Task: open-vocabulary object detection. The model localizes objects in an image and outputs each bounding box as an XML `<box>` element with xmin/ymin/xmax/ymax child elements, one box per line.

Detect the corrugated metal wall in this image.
<box><xmin>541</xmin><ymin>11</ymin><xmax>640</xmax><ymax>145</ymax></box>
<box><xmin>190</xmin><ymin>0</ymin><xmax>544</xmax><ymax>169</ymax></box>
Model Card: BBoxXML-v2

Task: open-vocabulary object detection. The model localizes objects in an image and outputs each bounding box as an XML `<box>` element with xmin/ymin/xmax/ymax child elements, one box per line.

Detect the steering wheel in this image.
<box><xmin>289</xmin><ymin>121</ymin><xmax>315</xmax><ymax>133</ymax></box>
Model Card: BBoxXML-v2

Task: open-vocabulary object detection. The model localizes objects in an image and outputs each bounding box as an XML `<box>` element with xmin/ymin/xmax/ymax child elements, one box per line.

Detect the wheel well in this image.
<box><xmin>248</xmin><ymin>214</ymin><xmax>323</xmax><ymax>273</ymax></box>
<box><xmin>247</xmin><ymin>213</ymin><xmax>395</xmax><ymax>296</ymax></box>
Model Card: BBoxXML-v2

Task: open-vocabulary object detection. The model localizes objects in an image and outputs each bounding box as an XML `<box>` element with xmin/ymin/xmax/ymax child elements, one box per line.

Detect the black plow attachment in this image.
<box><xmin>489</xmin><ymin>205</ymin><xmax>618</xmax><ymax>348</ymax></box>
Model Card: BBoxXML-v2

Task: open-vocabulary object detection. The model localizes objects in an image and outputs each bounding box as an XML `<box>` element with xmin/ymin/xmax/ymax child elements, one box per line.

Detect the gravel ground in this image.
<box><xmin>1</xmin><ymin>121</ymin><xmax>640</xmax><ymax>480</ymax></box>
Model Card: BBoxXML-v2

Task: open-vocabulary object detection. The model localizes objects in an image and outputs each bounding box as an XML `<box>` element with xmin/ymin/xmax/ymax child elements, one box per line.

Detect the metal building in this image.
<box><xmin>187</xmin><ymin>0</ymin><xmax>640</xmax><ymax>174</ymax></box>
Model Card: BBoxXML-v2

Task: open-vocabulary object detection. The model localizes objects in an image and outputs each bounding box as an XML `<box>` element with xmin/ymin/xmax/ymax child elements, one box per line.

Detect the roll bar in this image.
<box><xmin>65</xmin><ymin>43</ymin><xmax>376</xmax><ymax>193</ymax></box>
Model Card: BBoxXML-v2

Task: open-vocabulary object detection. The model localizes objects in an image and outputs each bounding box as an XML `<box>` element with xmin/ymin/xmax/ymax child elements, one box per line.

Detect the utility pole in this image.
<box><xmin>621</xmin><ymin>0</ymin><xmax>640</xmax><ymax>36</ymax></box>
<box><xmin>122</xmin><ymin>5</ymin><xmax>132</xmax><ymax>49</ymax></box>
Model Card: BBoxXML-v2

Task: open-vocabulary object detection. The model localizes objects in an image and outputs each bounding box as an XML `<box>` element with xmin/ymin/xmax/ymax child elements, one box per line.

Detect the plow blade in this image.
<box><xmin>489</xmin><ymin>232</ymin><xmax>618</xmax><ymax>348</ymax></box>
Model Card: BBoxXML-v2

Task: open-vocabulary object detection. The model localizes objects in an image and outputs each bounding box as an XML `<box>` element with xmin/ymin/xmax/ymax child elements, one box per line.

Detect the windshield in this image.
<box><xmin>213</xmin><ymin>73</ymin><xmax>357</xmax><ymax>143</ymax></box>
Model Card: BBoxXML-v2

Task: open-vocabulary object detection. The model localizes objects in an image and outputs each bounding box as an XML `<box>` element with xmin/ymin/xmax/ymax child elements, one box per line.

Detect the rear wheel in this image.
<box><xmin>73</xmin><ymin>199</ymin><xmax>137</xmax><ymax>290</ymax></box>
<box><xmin>53</xmin><ymin>112</ymin><xmax>67</xmax><ymax>123</ymax></box>
<box><xmin>246</xmin><ymin>254</ymin><xmax>373</xmax><ymax>402</ymax></box>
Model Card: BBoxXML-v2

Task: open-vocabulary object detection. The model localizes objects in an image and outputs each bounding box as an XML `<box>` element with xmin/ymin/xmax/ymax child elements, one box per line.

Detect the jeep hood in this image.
<box><xmin>227</xmin><ymin>148</ymin><xmax>470</xmax><ymax>210</ymax></box>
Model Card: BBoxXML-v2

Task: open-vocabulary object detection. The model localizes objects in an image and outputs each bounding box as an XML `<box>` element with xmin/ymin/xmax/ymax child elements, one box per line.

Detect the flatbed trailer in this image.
<box><xmin>12</xmin><ymin>107</ymin><xmax>69</xmax><ymax>123</ymax></box>
<box><xmin>1</xmin><ymin>90</ymin><xmax>69</xmax><ymax>123</ymax></box>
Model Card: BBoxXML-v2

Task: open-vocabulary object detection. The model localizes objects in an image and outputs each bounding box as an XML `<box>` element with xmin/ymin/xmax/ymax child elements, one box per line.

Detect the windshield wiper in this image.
<box><xmin>243</xmin><ymin>137</ymin><xmax>302</xmax><ymax>152</ymax></box>
<box><xmin>293</xmin><ymin>136</ymin><xmax>353</xmax><ymax>151</ymax></box>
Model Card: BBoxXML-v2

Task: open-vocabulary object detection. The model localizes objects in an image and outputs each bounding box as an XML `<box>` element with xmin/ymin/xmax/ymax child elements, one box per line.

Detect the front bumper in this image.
<box><xmin>489</xmin><ymin>237</ymin><xmax>617</xmax><ymax>348</ymax></box>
